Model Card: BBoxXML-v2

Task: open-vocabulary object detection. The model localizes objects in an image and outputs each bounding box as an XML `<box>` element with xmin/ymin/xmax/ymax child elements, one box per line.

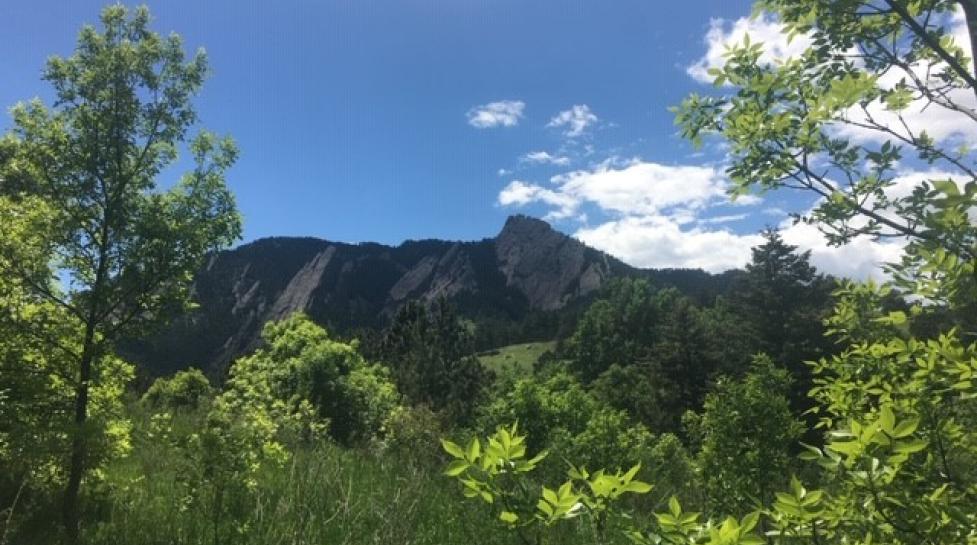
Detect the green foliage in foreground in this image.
<box><xmin>0</xmin><ymin>5</ymin><xmax>241</xmax><ymax>540</ymax></box>
<box><xmin>65</xmin><ymin>408</ymin><xmax>643</xmax><ymax>545</ymax></box>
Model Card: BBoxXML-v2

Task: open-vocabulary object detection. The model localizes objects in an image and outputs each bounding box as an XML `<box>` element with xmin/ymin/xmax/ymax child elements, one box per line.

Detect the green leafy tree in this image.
<box><xmin>686</xmin><ymin>356</ymin><xmax>804</xmax><ymax>517</ymax></box>
<box><xmin>0</xmin><ymin>6</ymin><xmax>240</xmax><ymax>540</ymax></box>
<box><xmin>478</xmin><ymin>372</ymin><xmax>657</xmax><ymax>482</ymax></box>
<box><xmin>653</xmin><ymin>292</ymin><xmax>722</xmax><ymax>411</ymax></box>
<box><xmin>674</xmin><ymin>0</ymin><xmax>977</xmax><ymax>309</ymax></box>
<box><xmin>565</xmin><ymin>279</ymin><xmax>661</xmax><ymax>382</ymax></box>
<box><xmin>221</xmin><ymin>313</ymin><xmax>399</xmax><ymax>445</ymax></box>
<box><xmin>668</xmin><ymin>0</ymin><xmax>977</xmax><ymax>543</ymax></box>
<box><xmin>591</xmin><ymin>363</ymin><xmax>680</xmax><ymax>434</ymax></box>
<box><xmin>141</xmin><ymin>368</ymin><xmax>213</xmax><ymax>411</ymax></box>
<box><xmin>379</xmin><ymin>298</ymin><xmax>489</xmax><ymax>423</ymax></box>
<box><xmin>728</xmin><ymin>230</ymin><xmax>837</xmax><ymax>421</ymax></box>
<box><xmin>730</xmin><ymin>230</ymin><xmax>835</xmax><ymax>367</ymax></box>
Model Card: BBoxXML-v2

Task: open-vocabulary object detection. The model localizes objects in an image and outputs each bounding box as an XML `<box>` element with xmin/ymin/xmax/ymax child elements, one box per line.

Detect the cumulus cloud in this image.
<box><xmin>547</xmin><ymin>105</ymin><xmax>598</xmax><ymax>137</ymax></box>
<box><xmin>779</xmin><ymin>220</ymin><xmax>903</xmax><ymax>280</ymax></box>
<box><xmin>576</xmin><ymin>216</ymin><xmax>762</xmax><ymax>273</ymax></box>
<box><xmin>467</xmin><ymin>100</ymin><xmax>525</xmax><ymax>128</ymax></box>
<box><xmin>498</xmin><ymin>180</ymin><xmax>579</xmax><ymax>219</ymax></box>
<box><xmin>497</xmin><ymin>160</ymin><xmax>759</xmax><ymax>271</ymax></box>
<box><xmin>497</xmin><ymin>160</ymin><xmax>730</xmax><ymax>220</ymax></box>
<box><xmin>521</xmin><ymin>151</ymin><xmax>571</xmax><ymax>166</ymax></box>
<box><xmin>687</xmin><ymin>13</ymin><xmax>811</xmax><ymax>84</ymax></box>
<box><xmin>497</xmin><ymin>158</ymin><xmax>965</xmax><ymax>277</ymax></box>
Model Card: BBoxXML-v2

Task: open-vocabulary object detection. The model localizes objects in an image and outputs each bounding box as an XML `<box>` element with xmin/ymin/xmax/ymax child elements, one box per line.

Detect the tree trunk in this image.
<box><xmin>960</xmin><ymin>1</ymin><xmax>977</xmax><ymax>77</ymax></box>
<box><xmin>61</xmin><ymin>322</ymin><xmax>97</xmax><ymax>545</ymax></box>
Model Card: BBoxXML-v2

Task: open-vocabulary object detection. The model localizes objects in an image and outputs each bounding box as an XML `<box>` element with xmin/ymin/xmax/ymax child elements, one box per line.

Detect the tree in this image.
<box><xmin>686</xmin><ymin>356</ymin><xmax>804</xmax><ymax>517</ymax></box>
<box><xmin>729</xmin><ymin>230</ymin><xmax>836</xmax><ymax>418</ymax></box>
<box><xmin>653</xmin><ymin>292</ymin><xmax>719</xmax><ymax>411</ymax></box>
<box><xmin>0</xmin><ymin>6</ymin><xmax>240</xmax><ymax>541</ymax></box>
<box><xmin>565</xmin><ymin>278</ymin><xmax>661</xmax><ymax>382</ymax></box>
<box><xmin>675</xmin><ymin>0</ymin><xmax>977</xmax><ymax>298</ymax></box>
<box><xmin>665</xmin><ymin>0</ymin><xmax>977</xmax><ymax>542</ymax></box>
<box><xmin>731</xmin><ymin>230</ymin><xmax>834</xmax><ymax>364</ymax></box>
<box><xmin>222</xmin><ymin>313</ymin><xmax>399</xmax><ymax>445</ymax></box>
<box><xmin>379</xmin><ymin>298</ymin><xmax>490</xmax><ymax>422</ymax></box>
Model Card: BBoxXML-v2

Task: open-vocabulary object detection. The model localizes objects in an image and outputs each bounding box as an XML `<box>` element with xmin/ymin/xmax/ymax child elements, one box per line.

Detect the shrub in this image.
<box><xmin>141</xmin><ymin>368</ymin><xmax>213</xmax><ymax>411</ymax></box>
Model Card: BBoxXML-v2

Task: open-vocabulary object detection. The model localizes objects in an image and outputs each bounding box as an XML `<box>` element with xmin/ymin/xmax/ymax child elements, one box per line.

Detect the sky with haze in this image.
<box><xmin>4</xmin><ymin>1</ymin><xmax>973</xmax><ymax>278</ymax></box>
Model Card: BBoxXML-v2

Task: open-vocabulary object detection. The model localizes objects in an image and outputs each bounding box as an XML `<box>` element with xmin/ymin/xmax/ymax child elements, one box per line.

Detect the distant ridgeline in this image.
<box><xmin>122</xmin><ymin>215</ymin><xmax>741</xmax><ymax>378</ymax></box>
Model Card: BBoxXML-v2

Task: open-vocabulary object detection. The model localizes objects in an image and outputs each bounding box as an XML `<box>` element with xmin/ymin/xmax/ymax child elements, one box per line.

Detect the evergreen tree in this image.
<box><xmin>380</xmin><ymin>298</ymin><xmax>489</xmax><ymax>423</ymax></box>
<box><xmin>730</xmin><ymin>230</ymin><xmax>836</xmax><ymax>412</ymax></box>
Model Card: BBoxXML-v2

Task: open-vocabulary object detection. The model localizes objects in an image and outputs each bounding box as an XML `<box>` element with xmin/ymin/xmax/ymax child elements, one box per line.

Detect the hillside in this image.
<box><xmin>123</xmin><ymin>215</ymin><xmax>737</xmax><ymax>377</ymax></box>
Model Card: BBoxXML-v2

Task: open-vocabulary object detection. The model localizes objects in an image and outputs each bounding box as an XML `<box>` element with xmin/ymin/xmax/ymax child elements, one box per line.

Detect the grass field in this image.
<box><xmin>476</xmin><ymin>341</ymin><xmax>557</xmax><ymax>375</ymax></box>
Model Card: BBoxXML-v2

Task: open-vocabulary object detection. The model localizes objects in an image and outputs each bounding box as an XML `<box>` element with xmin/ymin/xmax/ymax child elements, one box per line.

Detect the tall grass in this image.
<box><xmin>79</xmin><ymin>408</ymin><xmax>632</xmax><ymax>545</ymax></box>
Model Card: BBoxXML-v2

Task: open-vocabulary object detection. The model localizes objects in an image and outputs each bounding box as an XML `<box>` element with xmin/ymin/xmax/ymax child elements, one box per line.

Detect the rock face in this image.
<box><xmin>125</xmin><ymin>215</ymin><xmax>636</xmax><ymax>376</ymax></box>
<box><xmin>495</xmin><ymin>215</ymin><xmax>620</xmax><ymax>310</ymax></box>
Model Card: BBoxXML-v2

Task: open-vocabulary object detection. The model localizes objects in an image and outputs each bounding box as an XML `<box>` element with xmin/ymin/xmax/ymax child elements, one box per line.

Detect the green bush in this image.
<box><xmin>141</xmin><ymin>368</ymin><xmax>213</xmax><ymax>410</ymax></box>
<box><xmin>478</xmin><ymin>372</ymin><xmax>655</xmax><ymax>481</ymax></box>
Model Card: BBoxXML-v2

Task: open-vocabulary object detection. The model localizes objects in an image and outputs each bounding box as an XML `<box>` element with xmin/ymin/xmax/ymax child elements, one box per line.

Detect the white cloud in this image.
<box><xmin>698</xmin><ymin>213</ymin><xmax>748</xmax><ymax>225</ymax></box>
<box><xmin>547</xmin><ymin>104</ymin><xmax>598</xmax><ymax>137</ymax></box>
<box><xmin>467</xmin><ymin>100</ymin><xmax>525</xmax><ymax>128</ymax></box>
<box><xmin>575</xmin><ymin>216</ymin><xmax>762</xmax><ymax>273</ymax></box>
<box><xmin>498</xmin><ymin>180</ymin><xmax>579</xmax><ymax>220</ymax></box>
<box><xmin>779</xmin><ymin>219</ymin><xmax>903</xmax><ymax>280</ymax></box>
<box><xmin>497</xmin><ymin>160</ymin><xmax>759</xmax><ymax>270</ymax></box>
<box><xmin>497</xmin><ymin>155</ymin><xmax>967</xmax><ymax>277</ymax></box>
<box><xmin>497</xmin><ymin>168</ymin><xmax>511</xmax><ymax>177</ymax></box>
<box><xmin>547</xmin><ymin>160</ymin><xmax>729</xmax><ymax>216</ymax></box>
<box><xmin>687</xmin><ymin>13</ymin><xmax>811</xmax><ymax>84</ymax></box>
<box><xmin>521</xmin><ymin>151</ymin><xmax>571</xmax><ymax>166</ymax></box>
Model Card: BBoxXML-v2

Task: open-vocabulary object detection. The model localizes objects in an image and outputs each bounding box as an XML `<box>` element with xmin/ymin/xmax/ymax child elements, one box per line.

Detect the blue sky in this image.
<box><xmin>3</xmin><ymin>1</ymin><xmax>972</xmax><ymax>276</ymax></box>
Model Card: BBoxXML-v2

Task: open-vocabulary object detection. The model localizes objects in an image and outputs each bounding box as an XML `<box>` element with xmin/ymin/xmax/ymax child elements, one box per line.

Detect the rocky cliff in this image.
<box><xmin>125</xmin><ymin>215</ymin><xmax>644</xmax><ymax>376</ymax></box>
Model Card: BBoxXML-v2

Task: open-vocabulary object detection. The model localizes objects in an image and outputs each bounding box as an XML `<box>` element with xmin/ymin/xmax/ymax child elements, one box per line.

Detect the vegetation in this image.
<box><xmin>2</xmin><ymin>1</ymin><xmax>976</xmax><ymax>544</ymax></box>
<box><xmin>477</xmin><ymin>341</ymin><xmax>557</xmax><ymax>376</ymax></box>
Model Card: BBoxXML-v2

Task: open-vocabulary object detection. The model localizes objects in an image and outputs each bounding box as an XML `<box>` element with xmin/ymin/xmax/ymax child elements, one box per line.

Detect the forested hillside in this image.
<box><xmin>122</xmin><ymin>214</ymin><xmax>737</xmax><ymax>379</ymax></box>
<box><xmin>2</xmin><ymin>2</ymin><xmax>977</xmax><ymax>545</ymax></box>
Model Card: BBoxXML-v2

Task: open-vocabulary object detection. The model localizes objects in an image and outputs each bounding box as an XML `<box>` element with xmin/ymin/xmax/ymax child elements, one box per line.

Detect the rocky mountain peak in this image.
<box><xmin>125</xmin><ymin>215</ymin><xmax>649</xmax><ymax>376</ymax></box>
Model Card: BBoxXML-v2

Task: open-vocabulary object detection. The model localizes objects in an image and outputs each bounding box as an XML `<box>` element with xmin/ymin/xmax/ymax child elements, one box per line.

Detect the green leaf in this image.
<box><xmin>467</xmin><ymin>437</ymin><xmax>480</xmax><ymax>462</ymax></box>
<box><xmin>668</xmin><ymin>496</ymin><xmax>682</xmax><ymax>517</ymax></box>
<box><xmin>441</xmin><ymin>439</ymin><xmax>465</xmax><ymax>459</ymax></box>
<box><xmin>499</xmin><ymin>511</ymin><xmax>519</xmax><ymax>524</ymax></box>
<box><xmin>443</xmin><ymin>460</ymin><xmax>469</xmax><ymax>477</ymax></box>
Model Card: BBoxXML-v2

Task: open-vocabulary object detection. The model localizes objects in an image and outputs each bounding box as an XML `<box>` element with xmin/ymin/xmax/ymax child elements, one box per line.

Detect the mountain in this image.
<box><xmin>123</xmin><ymin>215</ymin><xmax>737</xmax><ymax>377</ymax></box>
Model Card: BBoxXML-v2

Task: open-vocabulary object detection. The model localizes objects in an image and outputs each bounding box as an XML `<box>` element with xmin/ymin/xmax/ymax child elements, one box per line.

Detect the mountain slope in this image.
<box><xmin>124</xmin><ymin>215</ymin><xmax>733</xmax><ymax>377</ymax></box>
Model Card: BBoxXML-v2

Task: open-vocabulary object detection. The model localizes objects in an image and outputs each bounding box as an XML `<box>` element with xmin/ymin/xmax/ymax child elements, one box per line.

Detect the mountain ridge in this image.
<box><xmin>124</xmin><ymin>215</ymin><xmax>737</xmax><ymax>377</ymax></box>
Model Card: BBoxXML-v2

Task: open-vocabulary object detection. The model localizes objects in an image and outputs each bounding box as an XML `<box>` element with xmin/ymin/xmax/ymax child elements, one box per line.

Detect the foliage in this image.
<box><xmin>378</xmin><ymin>404</ymin><xmax>446</xmax><ymax>464</ymax></box>
<box><xmin>442</xmin><ymin>423</ymin><xmax>652</xmax><ymax>545</ymax></box>
<box><xmin>141</xmin><ymin>368</ymin><xmax>213</xmax><ymax>411</ymax></box>
<box><xmin>665</xmin><ymin>1</ymin><xmax>977</xmax><ymax>543</ymax></box>
<box><xmin>728</xmin><ymin>230</ymin><xmax>836</xmax><ymax>382</ymax></box>
<box><xmin>380</xmin><ymin>298</ymin><xmax>491</xmax><ymax>423</ymax></box>
<box><xmin>0</xmin><ymin>5</ymin><xmax>241</xmax><ymax>539</ymax></box>
<box><xmin>687</xmin><ymin>355</ymin><xmax>804</xmax><ymax>517</ymax></box>
<box><xmin>477</xmin><ymin>372</ymin><xmax>656</xmax><ymax>481</ymax></box>
<box><xmin>220</xmin><ymin>313</ymin><xmax>399</xmax><ymax>446</ymax></box>
<box><xmin>564</xmin><ymin>278</ymin><xmax>660</xmax><ymax>382</ymax></box>
<box><xmin>591</xmin><ymin>363</ymin><xmax>680</xmax><ymax>435</ymax></box>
